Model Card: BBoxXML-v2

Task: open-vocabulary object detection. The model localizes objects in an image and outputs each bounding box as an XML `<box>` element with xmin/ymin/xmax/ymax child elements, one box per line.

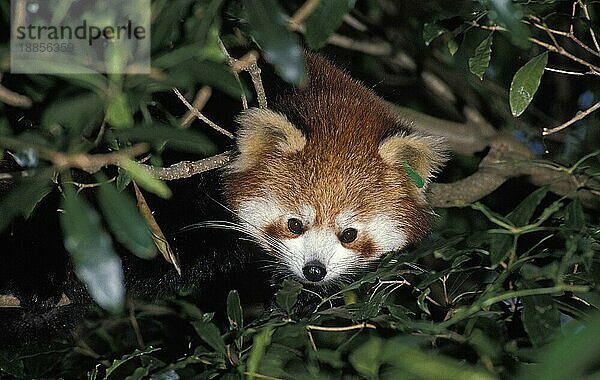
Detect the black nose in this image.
<box><xmin>302</xmin><ymin>261</ymin><xmax>327</xmax><ymax>282</ymax></box>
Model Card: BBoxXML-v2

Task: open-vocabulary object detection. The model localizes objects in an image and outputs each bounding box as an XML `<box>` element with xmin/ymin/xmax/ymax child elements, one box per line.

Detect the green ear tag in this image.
<box><xmin>402</xmin><ymin>160</ymin><xmax>425</xmax><ymax>188</ymax></box>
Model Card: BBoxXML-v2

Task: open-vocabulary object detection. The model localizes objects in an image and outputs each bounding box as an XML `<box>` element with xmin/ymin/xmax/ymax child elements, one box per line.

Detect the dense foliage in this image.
<box><xmin>1</xmin><ymin>0</ymin><xmax>599</xmax><ymax>379</ymax></box>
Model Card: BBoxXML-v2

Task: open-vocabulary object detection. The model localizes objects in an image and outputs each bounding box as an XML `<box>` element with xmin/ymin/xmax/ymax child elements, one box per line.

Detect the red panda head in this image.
<box><xmin>223</xmin><ymin>53</ymin><xmax>447</xmax><ymax>284</ymax></box>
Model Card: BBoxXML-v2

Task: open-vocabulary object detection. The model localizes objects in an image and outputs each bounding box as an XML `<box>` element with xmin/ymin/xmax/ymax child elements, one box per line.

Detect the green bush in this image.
<box><xmin>1</xmin><ymin>0</ymin><xmax>599</xmax><ymax>379</ymax></box>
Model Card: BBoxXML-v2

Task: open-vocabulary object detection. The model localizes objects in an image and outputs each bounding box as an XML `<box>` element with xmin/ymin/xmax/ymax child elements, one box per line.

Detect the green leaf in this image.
<box><xmin>304</xmin><ymin>0</ymin><xmax>356</xmax><ymax>49</ymax></box>
<box><xmin>423</xmin><ymin>23</ymin><xmax>445</xmax><ymax>46</ymax></box>
<box><xmin>60</xmin><ymin>186</ymin><xmax>124</xmax><ymax>313</ymax></box>
<box><xmin>349</xmin><ymin>337</ymin><xmax>382</xmax><ymax>380</ymax></box>
<box><xmin>563</xmin><ymin>199</ymin><xmax>585</xmax><ymax>231</ymax></box>
<box><xmin>482</xmin><ymin>0</ymin><xmax>529</xmax><ymax>48</ymax></box>
<box><xmin>151</xmin><ymin>0</ymin><xmax>196</xmax><ymax>52</ymax></box>
<box><xmin>120</xmin><ymin>158</ymin><xmax>172</xmax><ymax>199</ymax></box>
<box><xmin>522</xmin><ymin>312</ymin><xmax>600</xmax><ymax>380</ymax></box>
<box><xmin>192</xmin><ymin>321</ymin><xmax>227</xmax><ymax>355</ymax></box>
<box><xmin>380</xmin><ymin>339</ymin><xmax>497</xmax><ymax>380</ymax></box>
<box><xmin>106</xmin><ymin>92</ymin><xmax>134</xmax><ymax>129</ymax></box>
<box><xmin>246</xmin><ymin>328</ymin><xmax>273</xmax><ymax>377</ymax></box>
<box><xmin>0</xmin><ymin>351</ymin><xmax>24</xmax><ymax>377</ymax></box>
<box><xmin>275</xmin><ymin>279</ymin><xmax>302</xmax><ymax>314</ymax></box>
<box><xmin>227</xmin><ymin>290</ymin><xmax>243</xmax><ymax>329</ymax></box>
<box><xmin>490</xmin><ymin>234</ymin><xmax>514</xmax><ymax>266</ymax></box>
<box><xmin>0</xmin><ymin>174</ymin><xmax>53</xmax><ymax>232</ymax></box>
<box><xmin>97</xmin><ymin>177</ymin><xmax>157</xmax><ymax>259</ymax></box>
<box><xmin>521</xmin><ymin>294</ymin><xmax>560</xmax><ymax>348</ymax></box>
<box><xmin>185</xmin><ymin>60</ymin><xmax>246</xmax><ymax>99</ymax></box>
<box><xmin>187</xmin><ymin>0</ymin><xmax>225</xmax><ymax>45</ymax></box>
<box><xmin>387</xmin><ymin>304</ymin><xmax>414</xmax><ymax>323</ymax></box>
<box><xmin>509</xmin><ymin>52</ymin><xmax>548</xmax><ymax>117</ymax></box>
<box><xmin>316</xmin><ymin>349</ymin><xmax>344</xmax><ymax>369</ymax></box>
<box><xmin>105</xmin><ymin>347</ymin><xmax>161</xmax><ymax>379</ymax></box>
<box><xmin>244</xmin><ymin>0</ymin><xmax>305</xmax><ymax>84</ymax></box>
<box><xmin>447</xmin><ymin>38</ymin><xmax>459</xmax><ymax>56</ymax></box>
<box><xmin>402</xmin><ymin>160</ymin><xmax>425</xmax><ymax>188</ymax></box>
<box><xmin>116</xmin><ymin>166</ymin><xmax>133</xmax><ymax>191</ymax></box>
<box><xmin>351</xmin><ymin>291</ymin><xmax>385</xmax><ymax>320</ymax></box>
<box><xmin>416</xmin><ymin>287</ymin><xmax>432</xmax><ymax>316</ymax></box>
<box><xmin>507</xmin><ymin>187</ymin><xmax>549</xmax><ymax>226</ymax></box>
<box><xmin>40</xmin><ymin>72</ymin><xmax>108</xmax><ymax>94</ymax></box>
<box><xmin>112</xmin><ymin>124</ymin><xmax>217</xmax><ymax>156</ymax></box>
<box><xmin>124</xmin><ymin>355</ymin><xmax>165</xmax><ymax>380</ymax></box>
<box><xmin>469</xmin><ymin>33</ymin><xmax>493</xmax><ymax>80</ymax></box>
<box><xmin>41</xmin><ymin>92</ymin><xmax>105</xmax><ymax>136</ymax></box>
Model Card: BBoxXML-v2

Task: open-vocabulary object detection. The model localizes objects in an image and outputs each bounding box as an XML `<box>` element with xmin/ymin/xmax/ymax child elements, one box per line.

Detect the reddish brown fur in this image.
<box><xmin>224</xmin><ymin>53</ymin><xmax>433</xmax><ymax>245</ymax></box>
<box><xmin>264</xmin><ymin>221</ymin><xmax>297</xmax><ymax>241</ymax></box>
<box><xmin>345</xmin><ymin>235</ymin><xmax>376</xmax><ymax>258</ymax></box>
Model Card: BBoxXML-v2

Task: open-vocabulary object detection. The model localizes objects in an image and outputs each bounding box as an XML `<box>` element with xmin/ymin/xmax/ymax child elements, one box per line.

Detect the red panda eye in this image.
<box><xmin>287</xmin><ymin>218</ymin><xmax>303</xmax><ymax>235</ymax></box>
<box><xmin>340</xmin><ymin>228</ymin><xmax>358</xmax><ymax>244</ymax></box>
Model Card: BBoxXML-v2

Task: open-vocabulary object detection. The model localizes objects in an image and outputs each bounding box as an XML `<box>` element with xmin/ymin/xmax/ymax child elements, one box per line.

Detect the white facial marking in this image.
<box><xmin>298</xmin><ymin>204</ymin><xmax>316</xmax><ymax>225</ymax></box>
<box><xmin>337</xmin><ymin>209</ymin><xmax>407</xmax><ymax>256</ymax></box>
<box><xmin>283</xmin><ymin>227</ymin><xmax>354</xmax><ymax>282</ymax></box>
<box><xmin>238</xmin><ymin>196</ymin><xmax>284</xmax><ymax>232</ymax></box>
<box><xmin>238</xmin><ymin>201</ymin><xmax>407</xmax><ymax>283</ymax></box>
<box><xmin>365</xmin><ymin>215</ymin><xmax>407</xmax><ymax>255</ymax></box>
<box><xmin>336</xmin><ymin>209</ymin><xmax>357</xmax><ymax>230</ymax></box>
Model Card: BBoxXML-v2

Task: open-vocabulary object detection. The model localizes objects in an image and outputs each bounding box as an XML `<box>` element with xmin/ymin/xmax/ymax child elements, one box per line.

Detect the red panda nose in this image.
<box><xmin>303</xmin><ymin>261</ymin><xmax>327</xmax><ymax>282</ymax></box>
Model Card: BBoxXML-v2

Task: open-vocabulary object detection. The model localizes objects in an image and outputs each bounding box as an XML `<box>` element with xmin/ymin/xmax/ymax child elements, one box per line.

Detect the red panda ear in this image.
<box><xmin>378</xmin><ymin>132</ymin><xmax>448</xmax><ymax>188</ymax></box>
<box><xmin>230</xmin><ymin>108</ymin><xmax>306</xmax><ymax>172</ymax></box>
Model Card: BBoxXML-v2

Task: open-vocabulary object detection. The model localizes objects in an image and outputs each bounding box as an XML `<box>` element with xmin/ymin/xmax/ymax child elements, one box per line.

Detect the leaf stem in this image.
<box><xmin>439</xmin><ymin>284</ymin><xmax>589</xmax><ymax>329</ymax></box>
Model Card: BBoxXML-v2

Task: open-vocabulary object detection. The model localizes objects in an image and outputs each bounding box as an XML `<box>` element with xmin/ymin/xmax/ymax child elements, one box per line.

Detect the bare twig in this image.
<box><xmin>65</xmin><ymin>176</ymin><xmax>116</xmax><ymax>193</ymax></box>
<box><xmin>72</xmin><ymin>332</ymin><xmax>111</xmax><ymax>367</ymax></box>
<box><xmin>528</xmin><ymin>36</ymin><xmax>600</xmax><ymax>74</ymax></box>
<box><xmin>578</xmin><ymin>0</ymin><xmax>600</xmax><ymax>53</ymax></box>
<box><xmin>219</xmin><ymin>39</ymin><xmax>268</xmax><ymax>109</ymax></box>
<box><xmin>0</xmin><ymin>83</ymin><xmax>33</xmax><ymax>108</ymax></box>
<box><xmin>172</xmin><ymin>88</ymin><xmax>234</xmax><ymax>138</ymax></box>
<box><xmin>327</xmin><ymin>34</ymin><xmax>392</xmax><ymax>56</ymax></box>
<box><xmin>128</xmin><ymin>298</ymin><xmax>145</xmax><ymax>348</ymax></box>
<box><xmin>227</xmin><ymin>51</ymin><xmax>268</xmax><ymax>109</ymax></box>
<box><xmin>570</xmin><ymin>0</ymin><xmax>577</xmax><ymax>35</ymax></box>
<box><xmin>138</xmin><ymin>151</ymin><xmax>232</xmax><ymax>180</ymax></box>
<box><xmin>0</xmin><ymin>295</ymin><xmax>21</xmax><ymax>307</ymax></box>
<box><xmin>543</xmin><ymin>100</ymin><xmax>600</xmax><ymax>135</ymax></box>
<box><xmin>180</xmin><ymin>86</ymin><xmax>212</xmax><ymax>128</ymax></box>
<box><xmin>242</xmin><ymin>372</ymin><xmax>283</xmax><ymax>380</ymax></box>
<box><xmin>470</xmin><ymin>20</ymin><xmax>600</xmax><ymax>75</ymax></box>
<box><xmin>289</xmin><ymin>0</ymin><xmax>321</xmax><ymax>29</ymax></box>
<box><xmin>218</xmin><ymin>40</ymin><xmax>249</xmax><ymax>110</ymax></box>
<box><xmin>343</xmin><ymin>14</ymin><xmax>368</xmax><ymax>32</ymax></box>
<box><xmin>0</xmin><ymin>169</ymin><xmax>35</xmax><ymax>180</ymax></box>
<box><xmin>544</xmin><ymin>67</ymin><xmax>588</xmax><ymax>76</ymax></box>
<box><xmin>307</xmin><ymin>322</ymin><xmax>376</xmax><ymax>332</ymax></box>
<box><xmin>526</xmin><ymin>17</ymin><xmax>600</xmax><ymax>59</ymax></box>
<box><xmin>0</xmin><ymin>137</ymin><xmax>149</xmax><ymax>173</ymax></box>
<box><xmin>0</xmin><ymin>293</ymin><xmax>71</xmax><ymax>307</ymax></box>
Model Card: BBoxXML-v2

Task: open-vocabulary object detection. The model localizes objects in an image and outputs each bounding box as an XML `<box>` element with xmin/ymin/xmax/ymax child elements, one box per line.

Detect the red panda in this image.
<box><xmin>0</xmin><ymin>53</ymin><xmax>447</xmax><ymax>345</ymax></box>
<box><xmin>223</xmin><ymin>53</ymin><xmax>447</xmax><ymax>284</ymax></box>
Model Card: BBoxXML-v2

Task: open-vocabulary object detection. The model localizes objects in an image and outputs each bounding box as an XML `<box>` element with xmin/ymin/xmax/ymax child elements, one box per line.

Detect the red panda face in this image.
<box><xmin>223</xmin><ymin>53</ymin><xmax>447</xmax><ymax>284</ymax></box>
<box><xmin>233</xmin><ymin>197</ymin><xmax>409</xmax><ymax>283</ymax></box>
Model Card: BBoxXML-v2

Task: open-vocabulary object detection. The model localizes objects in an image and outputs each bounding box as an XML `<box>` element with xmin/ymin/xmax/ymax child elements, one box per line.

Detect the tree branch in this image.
<box><xmin>543</xmin><ymin>101</ymin><xmax>600</xmax><ymax>136</ymax></box>
<box><xmin>138</xmin><ymin>152</ymin><xmax>231</xmax><ymax>180</ymax></box>
<box><xmin>0</xmin><ymin>138</ymin><xmax>149</xmax><ymax>173</ymax></box>
<box><xmin>134</xmin><ymin>104</ymin><xmax>598</xmax><ymax>209</ymax></box>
